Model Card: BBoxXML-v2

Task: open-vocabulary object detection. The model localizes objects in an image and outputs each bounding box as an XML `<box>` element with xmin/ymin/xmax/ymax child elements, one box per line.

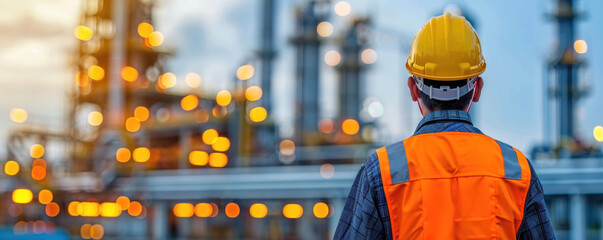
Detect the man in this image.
<box><xmin>335</xmin><ymin>12</ymin><xmax>555</xmax><ymax>240</ymax></box>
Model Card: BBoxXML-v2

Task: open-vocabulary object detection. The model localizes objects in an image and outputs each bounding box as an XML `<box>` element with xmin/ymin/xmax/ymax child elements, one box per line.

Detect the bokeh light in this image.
<box><xmin>12</xmin><ymin>189</ymin><xmax>33</xmax><ymax>204</ymax></box>
<box><xmin>317</xmin><ymin>22</ymin><xmax>334</xmax><ymax>37</ymax></box>
<box><xmin>361</xmin><ymin>49</ymin><xmax>378</xmax><ymax>64</ymax></box>
<box><xmin>249</xmin><ymin>107</ymin><xmax>267</xmax><ymax>122</ymax></box>
<box><xmin>212</xmin><ymin>137</ymin><xmax>231</xmax><ymax>152</ymax></box>
<box><xmin>4</xmin><ymin>160</ymin><xmax>19</xmax><ymax>176</ymax></box>
<box><xmin>100</xmin><ymin>202</ymin><xmax>122</xmax><ymax>217</ymax></box>
<box><xmin>279</xmin><ymin>140</ymin><xmax>295</xmax><ymax>156</ymax></box>
<box><xmin>74</xmin><ymin>25</ymin><xmax>93</xmax><ymax>41</ymax></box>
<box><xmin>202</xmin><ymin>129</ymin><xmax>219</xmax><ymax>145</ymax></box>
<box><xmin>180</xmin><ymin>94</ymin><xmax>199</xmax><ymax>111</ymax></box>
<box><xmin>125</xmin><ymin>117</ymin><xmax>141</xmax><ymax>132</ymax></box>
<box><xmin>90</xmin><ymin>224</ymin><xmax>104</xmax><ymax>239</ymax></box>
<box><xmin>116</xmin><ymin>148</ymin><xmax>131</xmax><ymax>162</ymax></box>
<box><xmin>245</xmin><ymin>86</ymin><xmax>263</xmax><ymax>101</ymax></box>
<box><xmin>236</xmin><ymin>64</ymin><xmax>255</xmax><ymax>80</ymax></box>
<box><xmin>320</xmin><ymin>163</ymin><xmax>335</xmax><ymax>179</ymax></box>
<box><xmin>88</xmin><ymin>111</ymin><xmax>103</xmax><ymax>126</ymax></box>
<box><xmin>341</xmin><ymin>119</ymin><xmax>360</xmax><ymax>135</ymax></box>
<box><xmin>324</xmin><ymin>50</ymin><xmax>341</xmax><ymax>66</ymax></box>
<box><xmin>134</xmin><ymin>106</ymin><xmax>150</xmax><ymax>121</ymax></box>
<box><xmin>80</xmin><ymin>224</ymin><xmax>91</xmax><ymax>239</ymax></box>
<box><xmin>249</xmin><ymin>203</ymin><xmax>268</xmax><ymax>218</ymax></box>
<box><xmin>574</xmin><ymin>40</ymin><xmax>587</xmax><ymax>54</ymax></box>
<box><xmin>31</xmin><ymin>166</ymin><xmax>46</xmax><ymax>180</ymax></box>
<box><xmin>194</xmin><ymin>203</ymin><xmax>213</xmax><ymax>217</ymax></box>
<box><xmin>38</xmin><ymin>190</ymin><xmax>53</xmax><ymax>204</ymax></box>
<box><xmin>116</xmin><ymin>196</ymin><xmax>131</xmax><ymax>210</ymax></box>
<box><xmin>121</xmin><ymin>66</ymin><xmax>139</xmax><ymax>82</ymax></box>
<box><xmin>189</xmin><ymin>151</ymin><xmax>209</xmax><ymax>166</ymax></box>
<box><xmin>30</xmin><ymin>144</ymin><xmax>44</xmax><ymax>158</ymax></box>
<box><xmin>334</xmin><ymin>1</ymin><xmax>351</xmax><ymax>16</ymax></box>
<box><xmin>594</xmin><ymin>126</ymin><xmax>603</xmax><ymax>142</ymax></box>
<box><xmin>88</xmin><ymin>65</ymin><xmax>105</xmax><ymax>81</ymax></box>
<box><xmin>133</xmin><ymin>147</ymin><xmax>150</xmax><ymax>162</ymax></box>
<box><xmin>137</xmin><ymin>22</ymin><xmax>154</xmax><ymax>38</ymax></box>
<box><xmin>46</xmin><ymin>202</ymin><xmax>60</xmax><ymax>217</ymax></box>
<box><xmin>128</xmin><ymin>201</ymin><xmax>143</xmax><ymax>216</ymax></box>
<box><xmin>318</xmin><ymin>119</ymin><xmax>335</xmax><ymax>134</ymax></box>
<box><xmin>216</xmin><ymin>90</ymin><xmax>232</xmax><ymax>106</ymax></box>
<box><xmin>313</xmin><ymin>202</ymin><xmax>329</xmax><ymax>218</ymax></box>
<box><xmin>209</xmin><ymin>153</ymin><xmax>228</xmax><ymax>167</ymax></box>
<box><xmin>283</xmin><ymin>204</ymin><xmax>303</xmax><ymax>219</ymax></box>
<box><xmin>185</xmin><ymin>72</ymin><xmax>202</xmax><ymax>88</ymax></box>
<box><xmin>148</xmin><ymin>31</ymin><xmax>164</xmax><ymax>47</ymax></box>
<box><xmin>159</xmin><ymin>72</ymin><xmax>177</xmax><ymax>89</ymax></box>
<box><xmin>10</xmin><ymin>108</ymin><xmax>28</xmax><ymax>123</ymax></box>
<box><xmin>173</xmin><ymin>203</ymin><xmax>194</xmax><ymax>217</ymax></box>
<box><xmin>225</xmin><ymin>203</ymin><xmax>240</xmax><ymax>218</ymax></box>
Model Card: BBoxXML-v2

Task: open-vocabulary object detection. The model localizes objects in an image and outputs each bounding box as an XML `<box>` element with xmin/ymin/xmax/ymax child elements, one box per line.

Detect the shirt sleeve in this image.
<box><xmin>334</xmin><ymin>157</ymin><xmax>386</xmax><ymax>240</ymax></box>
<box><xmin>516</xmin><ymin>161</ymin><xmax>556</xmax><ymax>240</ymax></box>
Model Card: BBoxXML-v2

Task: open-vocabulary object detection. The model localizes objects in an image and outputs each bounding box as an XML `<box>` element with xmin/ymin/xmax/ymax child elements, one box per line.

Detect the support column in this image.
<box><xmin>152</xmin><ymin>201</ymin><xmax>168</xmax><ymax>239</ymax></box>
<box><xmin>329</xmin><ymin>198</ymin><xmax>345</xmax><ymax>239</ymax></box>
<box><xmin>570</xmin><ymin>194</ymin><xmax>585</xmax><ymax>240</ymax></box>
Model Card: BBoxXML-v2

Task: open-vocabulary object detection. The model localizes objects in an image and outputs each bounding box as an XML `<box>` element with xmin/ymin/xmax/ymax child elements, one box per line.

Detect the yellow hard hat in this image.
<box><xmin>406</xmin><ymin>12</ymin><xmax>486</xmax><ymax>81</ymax></box>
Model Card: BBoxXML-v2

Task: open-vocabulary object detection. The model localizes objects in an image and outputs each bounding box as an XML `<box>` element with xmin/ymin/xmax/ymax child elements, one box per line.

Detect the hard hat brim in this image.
<box><xmin>406</xmin><ymin>62</ymin><xmax>486</xmax><ymax>81</ymax></box>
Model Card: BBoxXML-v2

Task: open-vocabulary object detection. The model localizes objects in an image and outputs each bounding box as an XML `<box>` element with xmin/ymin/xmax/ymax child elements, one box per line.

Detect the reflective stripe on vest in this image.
<box><xmin>376</xmin><ymin>132</ymin><xmax>531</xmax><ymax>240</ymax></box>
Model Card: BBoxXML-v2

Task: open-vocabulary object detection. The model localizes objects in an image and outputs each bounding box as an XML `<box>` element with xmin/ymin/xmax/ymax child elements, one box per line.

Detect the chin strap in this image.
<box><xmin>413</xmin><ymin>76</ymin><xmax>477</xmax><ymax>101</ymax></box>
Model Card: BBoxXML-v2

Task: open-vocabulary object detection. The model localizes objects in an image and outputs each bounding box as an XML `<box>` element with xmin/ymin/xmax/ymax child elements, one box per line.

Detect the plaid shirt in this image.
<box><xmin>334</xmin><ymin>110</ymin><xmax>555</xmax><ymax>240</ymax></box>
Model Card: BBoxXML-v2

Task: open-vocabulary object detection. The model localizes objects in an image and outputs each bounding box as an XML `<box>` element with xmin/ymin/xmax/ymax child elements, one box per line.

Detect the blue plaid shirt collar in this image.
<box><xmin>414</xmin><ymin>110</ymin><xmax>481</xmax><ymax>135</ymax></box>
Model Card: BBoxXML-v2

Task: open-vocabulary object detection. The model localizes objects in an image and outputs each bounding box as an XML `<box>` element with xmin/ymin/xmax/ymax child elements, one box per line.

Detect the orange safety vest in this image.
<box><xmin>376</xmin><ymin>132</ymin><xmax>531</xmax><ymax>240</ymax></box>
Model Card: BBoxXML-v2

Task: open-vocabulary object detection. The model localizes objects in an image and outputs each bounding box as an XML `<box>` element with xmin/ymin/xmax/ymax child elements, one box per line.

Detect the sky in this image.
<box><xmin>0</xmin><ymin>0</ymin><xmax>602</xmax><ymax>158</ymax></box>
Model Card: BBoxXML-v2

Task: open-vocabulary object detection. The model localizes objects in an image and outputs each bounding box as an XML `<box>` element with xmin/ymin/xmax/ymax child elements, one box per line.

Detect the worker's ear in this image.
<box><xmin>472</xmin><ymin>77</ymin><xmax>484</xmax><ymax>102</ymax></box>
<box><xmin>407</xmin><ymin>77</ymin><xmax>420</xmax><ymax>102</ymax></box>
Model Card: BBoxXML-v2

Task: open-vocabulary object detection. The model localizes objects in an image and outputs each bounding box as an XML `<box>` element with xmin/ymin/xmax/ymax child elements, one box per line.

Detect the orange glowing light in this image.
<box><xmin>137</xmin><ymin>22</ymin><xmax>154</xmax><ymax>38</ymax></box>
<box><xmin>173</xmin><ymin>203</ymin><xmax>194</xmax><ymax>217</ymax></box>
<box><xmin>90</xmin><ymin>224</ymin><xmax>104</xmax><ymax>239</ymax></box>
<box><xmin>249</xmin><ymin>107</ymin><xmax>267</xmax><ymax>122</ymax></box>
<box><xmin>121</xmin><ymin>66</ymin><xmax>139</xmax><ymax>82</ymax></box>
<box><xmin>116</xmin><ymin>196</ymin><xmax>130</xmax><ymax>210</ymax></box>
<box><xmin>159</xmin><ymin>72</ymin><xmax>177</xmax><ymax>89</ymax></box>
<box><xmin>74</xmin><ymin>25</ymin><xmax>93</xmax><ymax>41</ymax></box>
<box><xmin>30</xmin><ymin>144</ymin><xmax>44</xmax><ymax>158</ymax></box>
<box><xmin>317</xmin><ymin>22</ymin><xmax>334</xmax><ymax>37</ymax></box>
<box><xmin>32</xmin><ymin>158</ymin><xmax>46</xmax><ymax>168</ymax></box>
<box><xmin>10</xmin><ymin>108</ymin><xmax>28</xmax><ymax>123</ymax></box>
<box><xmin>31</xmin><ymin>166</ymin><xmax>46</xmax><ymax>180</ymax></box>
<box><xmin>189</xmin><ymin>151</ymin><xmax>209</xmax><ymax>166</ymax></box>
<box><xmin>38</xmin><ymin>190</ymin><xmax>53</xmax><ymax>204</ymax></box>
<box><xmin>283</xmin><ymin>204</ymin><xmax>303</xmax><ymax>219</ymax></box>
<box><xmin>12</xmin><ymin>189</ymin><xmax>33</xmax><ymax>204</ymax></box>
<box><xmin>180</xmin><ymin>94</ymin><xmax>199</xmax><ymax>111</ymax></box>
<box><xmin>209</xmin><ymin>153</ymin><xmax>228</xmax><ymax>168</ymax></box>
<box><xmin>313</xmin><ymin>202</ymin><xmax>329</xmax><ymax>218</ymax></box>
<box><xmin>68</xmin><ymin>201</ymin><xmax>80</xmax><ymax>216</ymax></box>
<box><xmin>236</xmin><ymin>64</ymin><xmax>255</xmax><ymax>80</ymax></box>
<box><xmin>279</xmin><ymin>140</ymin><xmax>295</xmax><ymax>156</ymax></box>
<box><xmin>225</xmin><ymin>203</ymin><xmax>240</xmax><ymax>218</ymax></box>
<box><xmin>216</xmin><ymin>90</ymin><xmax>232</xmax><ymax>106</ymax></box>
<box><xmin>341</xmin><ymin>119</ymin><xmax>360</xmax><ymax>135</ymax></box>
<box><xmin>88</xmin><ymin>111</ymin><xmax>103</xmax><ymax>126</ymax></box>
<box><xmin>80</xmin><ymin>202</ymin><xmax>100</xmax><ymax>217</ymax></box>
<box><xmin>133</xmin><ymin>147</ymin><xmax>150</xmax><ymax>162</ymax></box>
<box><xmin>202</xmin><ymin>129</ymin><xmax>219</xmax><ymax>145</ymax></box>
<box><xmin>212</xmin><ymin>137</ymin><xmax>231</xmax><ymax>152</ymax></box>
<box><xmin>574</xmin><ymin>40</ymin><xmax>587</xmax><ymax>54</ymax></box>
<box><xmin>134</xmin><ymin>106</ymin><xmax>150</xmax><ymax>121</ymax></box>
<box><xmin>361</xmin><ymin>49</ymin><xmax>377</xmax><ymax>64</ymax></box>
<box><xmin>88</xmin><ymin>65</ymin><xmax>105</xmax><ymax>81</ymax></box>
<box><xmin>250</xmin><ymin>203</ymin><xmax>268</xmax><ymax>218</ymax></box>
<box><xmin>194</xmin><ymin>203</ymin><xmax>213</xmax><ymax>217</ymax></box>
<box><xmin>128</xmin><ymin>201</ymin><xmax>143</xmax><ymax>216</ymax></box>
<box><xmin>148</xmin><ymin>31</ymin><xmax>164</xmax><ymax>47</ymax></box>
<box><xmin>100</xmin><ymin>202</ymin><xmax>122</xmax><ymax>217</ymax></box>
<box><xmin>46</xmin><ymin>202</ymin><xmax>60</xmax><ymax>217</ymax></box>
<box><xmin>125</xmin><ymin>117</ymin><xmax>141</xmax><ymax>132</ymax></box>
<box><xmin>245</xmin><ymin>86</ymin><xmax>263</xmax><ymax>101</ymax></box>
<box><xmin>80</xmin><ymin>224</ymin><xmax>91</xmax><ymax>239</ymax></box>
<box><xmin>195</xmin><ymin>109</ymin><xmax>210</xmax><ymax>123</ymax></box>
<box><xmin>4</xmin><ymin>160</ymin><xmax>19</xmax><ymax>176</ymax></box>
<box><xmin>115</xmin><ymin>148</ymin><xmax>131</xmax><ymax>163</ymax></box>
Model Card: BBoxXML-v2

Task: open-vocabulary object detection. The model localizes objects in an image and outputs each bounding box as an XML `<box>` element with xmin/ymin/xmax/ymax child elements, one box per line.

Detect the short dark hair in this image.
<box><xmin>418</xmin><ymin>78</ymin><xmax>474</xmax><ymax>111</ymax></box>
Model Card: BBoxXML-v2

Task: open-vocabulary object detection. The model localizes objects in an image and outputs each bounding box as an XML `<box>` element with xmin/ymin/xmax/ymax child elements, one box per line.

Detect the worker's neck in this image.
<box><xmin>420</xmin><ymin>107</ymin><xmax>470</xmax><ymax>117</ymax></box>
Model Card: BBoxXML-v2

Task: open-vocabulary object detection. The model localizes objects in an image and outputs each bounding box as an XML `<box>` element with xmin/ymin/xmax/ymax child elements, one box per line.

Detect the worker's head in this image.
<box><xmin>405</xmin><ymin>12</ymin><xmax>486</xmax><ymax>115</ymax></box>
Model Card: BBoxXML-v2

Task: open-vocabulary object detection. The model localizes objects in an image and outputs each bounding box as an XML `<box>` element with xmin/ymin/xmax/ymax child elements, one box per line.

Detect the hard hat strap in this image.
<box><xmin>412</xmin><ymin>76</ymin><xmax>477</xmax><ymax>101</ymax></box>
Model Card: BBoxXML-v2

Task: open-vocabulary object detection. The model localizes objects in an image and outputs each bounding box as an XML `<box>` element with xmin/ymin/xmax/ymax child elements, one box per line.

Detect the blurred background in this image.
<box><xmin>0</xmin><ymin>0</ymin><xmax>602</xmax><ymax>239</ymax></box>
